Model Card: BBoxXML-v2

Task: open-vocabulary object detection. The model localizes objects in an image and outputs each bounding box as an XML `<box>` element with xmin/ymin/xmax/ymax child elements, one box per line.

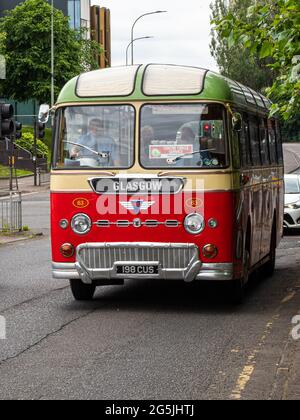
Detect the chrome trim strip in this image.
<box><xmin>52</xmin><ymin>261</ymin><xmax>234</xmax><ymax>282</ymax></box>
<box><xmin>117</xmin><ymin>220</ymin><xmax>130</xmax><ymax>227</ymax></box>
<box><xmin>158</xmin><ymin>170</ymin><xmax>233</xmax><ymax>176</ymax></box>
<box><xmin>52</xmin><ymin>262</ymin><xmax>79</xmax><ymax>280</ymax></box>
<box><xmin>145</xmin><ymin>220</ymin><xmax>159</xmax><ymax>227</ymax></box>
<box><xmin>165</xmin><ymin>220</ymin><xmax>179</xmax><ymax>227</ymax></box>
<box><xmin>52</xmin><ymin>262</ymin><xmax>76</xmax><ymax>269</ymax></box>
<box><xmin>96</xmin><ymin>220</ymin><xmax>110</xmax><ymax>227</ymax></box>
<box><xmin>51</xmin><ymin>171</ymin><xmax>116</xmax><ymax>177</ymax></box>
<box><xmin>196</xmin><ymin>263</ymin><xmax>234</xmax><ymax>281</ymax></box>
<box><xmin>94</xmin><ymin>220</ymin><xmax>181</xmax><ymax>228</ymax></box>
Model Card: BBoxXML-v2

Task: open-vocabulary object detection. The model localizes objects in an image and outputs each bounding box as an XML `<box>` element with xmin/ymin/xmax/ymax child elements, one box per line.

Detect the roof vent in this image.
<box><xmin>76</xmin><ymin>66</ymin><xmax>140</xmax><ymax>97</ymax></box>
<box><xmin>143</xmin><ymin>64</ymin><xmax>207</xmax><ymax>96</ymax></box>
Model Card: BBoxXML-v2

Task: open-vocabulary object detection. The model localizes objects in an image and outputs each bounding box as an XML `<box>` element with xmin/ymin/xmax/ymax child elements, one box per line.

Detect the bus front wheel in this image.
<box><xmin>230</xmin><ymin>279</ymin><xmax>244</xmax><ymax>305</ymax></box>
<box><xmin>70</xmin><ymin>279</ymin><xmax>96</xmax><ymax>301</ymax></box>
<box><xmin>230</xmin><ymin>250</ymin><xmax>250</xmax><ymax>304</ymax></box>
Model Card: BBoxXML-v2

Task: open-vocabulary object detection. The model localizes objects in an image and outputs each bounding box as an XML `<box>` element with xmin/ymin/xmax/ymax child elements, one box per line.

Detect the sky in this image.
<box><xmin>91</xmin><ymin>0</ymin><xmax>218</xmax><ymax>71</ymax></box>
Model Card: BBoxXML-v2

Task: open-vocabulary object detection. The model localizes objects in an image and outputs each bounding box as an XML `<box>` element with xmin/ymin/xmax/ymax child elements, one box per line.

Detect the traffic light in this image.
<box><xmin>37</xmin><ymin>122</ymin><xmax>45</xmax><ymax>139</ymax></box>
<box><xmin>203</xmin><ymin>122</ymin><xmax>212</xmax><ymax>137</ymax></box>
<box><xmin>15</xmin><ymin>121</ymin><xmax>22</xmax><ymax>139</ymax></box>
<box><xmin>0</xmin><ymin>103</ymin><xmax>14</xmax><ymax>139</ymax></box>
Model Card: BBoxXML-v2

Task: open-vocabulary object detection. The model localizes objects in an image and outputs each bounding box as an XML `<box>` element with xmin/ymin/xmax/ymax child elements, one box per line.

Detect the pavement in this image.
<box><xmin>0</xmin><ymin>175</ymin><xmax>49</xmax><ymax>242</ymax></box>
<box><xmin>0</xmin><ymin>232</ymin><xmax>42</xmax><ymax>246</ymax></box>
<box><xmin>0</xmin><ymin>174</ymin><xmax>50</xmax><ymax>197</ymax></box>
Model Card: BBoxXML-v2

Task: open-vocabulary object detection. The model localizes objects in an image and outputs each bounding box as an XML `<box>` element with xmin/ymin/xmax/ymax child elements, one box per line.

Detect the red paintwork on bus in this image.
<box><xmin>51</xmin><ymin>191</ymin><xmax>238</xmax><ymax>266</ymax></box>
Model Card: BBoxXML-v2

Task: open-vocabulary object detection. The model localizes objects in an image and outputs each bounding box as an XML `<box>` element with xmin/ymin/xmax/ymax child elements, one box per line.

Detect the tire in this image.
<box><xmin>230</xmin><ymin>249</ymin><xmax>249</xmax><ymax>305</ymax></box>
<box><xmin>230</xmin><ymin>279</ymin><xmax>244</xmax><ymax>305</ymax></box>
<box><xmin>263</xmin><ymin>220</ymin><xmax>276</xmax><ymax>278</ymax></box>
<box><xmin>70</xmin><ymin>279</ymin><xmax>96</xmax><ymax>301</ymax></box>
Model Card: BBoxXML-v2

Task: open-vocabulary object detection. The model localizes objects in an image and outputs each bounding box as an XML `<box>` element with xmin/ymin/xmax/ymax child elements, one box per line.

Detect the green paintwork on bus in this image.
<box><xmin>56</xmin><ymin>65</ymin><xmax>271</xmax><ymax>114</ymax></box>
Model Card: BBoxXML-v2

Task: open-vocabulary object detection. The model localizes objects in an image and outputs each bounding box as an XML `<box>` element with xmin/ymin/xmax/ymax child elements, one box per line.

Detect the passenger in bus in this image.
<box><xmin>141</xmin><ymin>125</ymin><xmax>155</xmax><ymax>166</ymax></box>
<box><xmin>70</xmin><ymin>118</ymin><xmax>118</xmax><ymax>166</ymax></box>
<box><xmin>197</xmin><ymin>136</ymin><xmax>215</xmax><ymax>165</ymax></box>
<box><xmin>198</xmin><ymin>135</ymin><xmax>226</xmax><ymax>167</ymax></box>
<box><xmin>177</xmin><ymin>126</ymin><xmax>197</xmax><ymax>166</ymax></box>
<box><xmin>179</xmin><ymin>126</ymin><xmax>196</xmax><ymax>144</ymax></box>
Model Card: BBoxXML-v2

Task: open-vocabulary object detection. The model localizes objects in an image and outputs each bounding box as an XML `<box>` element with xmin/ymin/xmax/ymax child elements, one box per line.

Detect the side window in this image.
<box><xmin>249</xmin><ymin>116</ymin><xmax>261</xmax><ymax>166</ymax></box>
<box><xmin>275</xmin><ymin>120</ymin><xmax>283</xmax><ymax>164</ymax></box>
<box><xmin>259</xmin><ymin>118</ymin><xmax>270</xmax><ymax>166</ymax></box>
<box><xmin>239</xmin><ymin>114</ymin><xmax>251</xmax><ymax>167</ymax></box>
<box><xmin>267</xmin><ymin>119</ymin><xmax>277</xmax><ymax>164</ymax></box>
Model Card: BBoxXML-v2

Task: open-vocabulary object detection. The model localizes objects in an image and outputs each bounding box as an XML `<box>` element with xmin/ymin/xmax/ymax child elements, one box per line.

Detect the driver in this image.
<box><xmin>71</xmin><ymin>118</ymin><xmax>118</xmax><ymax>166</ymax></box>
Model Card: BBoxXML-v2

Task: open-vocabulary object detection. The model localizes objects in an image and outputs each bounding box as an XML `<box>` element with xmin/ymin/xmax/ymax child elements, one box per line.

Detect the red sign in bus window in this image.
<box><xmin>149</xmin><ymin>144</ymin><xmax>193</xmax><ymax>160</ymax></box>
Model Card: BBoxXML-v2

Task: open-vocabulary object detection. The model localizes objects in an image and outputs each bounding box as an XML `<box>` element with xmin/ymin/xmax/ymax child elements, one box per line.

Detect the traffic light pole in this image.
<box><xmin>9</xmin><ymin>134</ymin><xmax>13</xmax><ymax>192</ymax></box>
<box><xmin>33</xmin><ymin>118</ymin><xmax>37</xmax><ymax>187</ymax></box>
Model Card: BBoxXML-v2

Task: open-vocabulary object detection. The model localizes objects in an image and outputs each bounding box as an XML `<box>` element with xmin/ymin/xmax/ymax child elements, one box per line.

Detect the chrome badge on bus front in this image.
<box><xmin>88</xmin><ymin>177</ymin><xmax>186</xmax><ymax>195</ymax></box>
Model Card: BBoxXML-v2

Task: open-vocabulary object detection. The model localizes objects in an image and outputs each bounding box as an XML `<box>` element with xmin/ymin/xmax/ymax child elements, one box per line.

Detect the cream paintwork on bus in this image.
<box><xmin>50</xmin><ymin>168</ymin><xmax>283</xmax><ymax>193</ymax></box>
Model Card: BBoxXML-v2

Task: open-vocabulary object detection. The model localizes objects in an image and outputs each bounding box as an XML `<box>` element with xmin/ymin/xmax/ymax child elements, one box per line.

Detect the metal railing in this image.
<box><xmin>0</xmin><ymin>192</ymin><xmax>22</xmax><ymax>233</ymax></box>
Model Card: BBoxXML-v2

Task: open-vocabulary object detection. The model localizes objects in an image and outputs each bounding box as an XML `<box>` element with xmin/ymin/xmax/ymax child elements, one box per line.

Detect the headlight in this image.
<box><xmin>184</xmin><ymin>213</ymin><xmax>205</xmax><ymax>234</ymax></box>
<box><xmin>285</xmin><ymin>201</ymin><xmax>300</xmax><ymax>209</ymax></box>
<box><xmin>71</xmin><ymin>213</ymin><xmax>92</xmax><ymax>235</ymax></box>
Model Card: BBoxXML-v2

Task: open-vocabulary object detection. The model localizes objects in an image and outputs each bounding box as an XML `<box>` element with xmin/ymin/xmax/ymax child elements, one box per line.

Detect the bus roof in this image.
<box><xmin>57</xmin><ymin>64</ymin><xmax>272</xmax><ymax>113</ymax></box>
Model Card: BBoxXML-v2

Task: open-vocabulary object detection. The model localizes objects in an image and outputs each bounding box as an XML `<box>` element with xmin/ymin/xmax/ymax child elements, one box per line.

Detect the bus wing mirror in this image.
<box><xmin>38</xmin><ymin>104</ymin><xmax>50</xmax><ymax>124</ymax></box>
<box><xmin>232</xmin><ymin>113</ymin><xmax>242</xmax><ymax>132</ymax></box>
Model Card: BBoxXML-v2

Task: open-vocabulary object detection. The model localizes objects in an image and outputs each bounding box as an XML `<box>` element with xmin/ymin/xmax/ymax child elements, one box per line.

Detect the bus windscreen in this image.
<box><xmin>55</xmin><ymin>105</ymin><xmax>135</xmax><ymax>169</ymax></box>
<box><xmin>140</xmin><ymin>103</ymin><xmax>227</xmax><ymax>169</ymax></box>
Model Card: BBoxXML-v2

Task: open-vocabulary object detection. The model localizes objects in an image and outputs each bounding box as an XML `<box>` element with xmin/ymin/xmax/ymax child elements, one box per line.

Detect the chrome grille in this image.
<box><xmin>95</xmin><ymin>219</ymin><xmax>180</xmax><ymax>228</ymax></box>
<box><xmin>77</xmin><ymin>243</ymin><xmax>198</xmax><ymax>270</ymax></box>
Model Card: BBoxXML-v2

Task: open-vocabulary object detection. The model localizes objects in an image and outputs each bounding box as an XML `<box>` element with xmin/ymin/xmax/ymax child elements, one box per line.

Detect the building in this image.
<box><xmin>0</xmin><ymin>1</ymin><xmax>91</xmax><ymax>33</ymax></box>
<box><xmin>90</xmin><ymin>6</ymin><xmax>111</xmax><ymax>68</ymax></box>
<box><xmin>0</xmin><ymin>1</ymin><xmax>63</xmax><ymax>18</ymax></box>
<box><xmin>68</xmin><ymin>0</ymin><xmax>91</xmax><ymax>34</ymax></box>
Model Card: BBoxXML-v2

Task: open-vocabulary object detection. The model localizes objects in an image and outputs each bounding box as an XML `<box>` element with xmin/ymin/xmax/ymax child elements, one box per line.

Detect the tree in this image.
<box><xmin>212</xmin><ymin>0</ymin><xmax>300</xmax><ymax>120</ymax></box>
<box><xmin>0</xmin><ymin>0</ymin><xmax>102</xmax><ymax>103</ymax></box>
<box><xmin>210</xmin><ymin>0</ymin><xmax>276</xmax><ymax>92</ymax></box>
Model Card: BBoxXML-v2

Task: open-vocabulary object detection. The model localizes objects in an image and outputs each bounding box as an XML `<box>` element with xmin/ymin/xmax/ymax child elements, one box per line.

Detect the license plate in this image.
<box><xmin>116</xmin><ymin>265</ymin><xmax>159</xmax><ymax>275</ymax></box>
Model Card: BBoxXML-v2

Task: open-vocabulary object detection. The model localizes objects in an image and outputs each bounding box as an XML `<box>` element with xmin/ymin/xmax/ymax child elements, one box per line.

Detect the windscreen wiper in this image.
<box><xmin>63</xmin><ymin>141</ymin><xmax>109</xmax><ymax>158</ymax></box>
<box><xmin>167</xmin><ymin>149</ymin><xmax>215</xmax><ymax>164</ymax></box>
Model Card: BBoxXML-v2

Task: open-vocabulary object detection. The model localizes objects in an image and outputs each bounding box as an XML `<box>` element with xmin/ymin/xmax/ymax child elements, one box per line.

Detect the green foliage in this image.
<box><xmin>212</xmin><ymin>0</ymin><xmax>300</xmax><ymax>120</ymax></box>
<box><xmin>0</xmin><ymin>0</ymin><xmax>102</xmax><ymax>103</ymax></box>
<box><xmin>15</xmin><ymin>132</ymin><xmax>49</xmax><ymax>159</ymax></box>
<box><xmin>0</xmin><ymin>31</ymin><xmax>5</xmax><ymax>51</ymax></box>
<box><xmin>281</xmin><ymin>117</ymin><xmax>300</xmax><ymax>142</ymax></box>
<box><xmin>0</xmin><ymin>164</ymin><xmax>32</xmax><ymax>178</ymax></box>
<box><xmin>210</xmin><ymin>0</ymin><xmax>277</xmax><ymax>92</ymax></box>
<box><xmin>22</xmin><ymin>126</ymin><xmax>52</xmax><ymax>152</ymax></box>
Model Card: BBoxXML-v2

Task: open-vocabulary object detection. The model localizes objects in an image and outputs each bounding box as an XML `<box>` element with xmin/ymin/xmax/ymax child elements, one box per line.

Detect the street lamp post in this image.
<box><xmin>51</xmin><ymin>0</ymin><xmax>54</xmax><ymax>108</ymax></box>
<box><xmin>131</xmin><ymin>11</ymin><xmax>167</xmax><ymax>65</ymax></box>
<box><xmin>126</xmin><ymin>37</ymin><xmax>153</xmax><ymax>66</ymax></box>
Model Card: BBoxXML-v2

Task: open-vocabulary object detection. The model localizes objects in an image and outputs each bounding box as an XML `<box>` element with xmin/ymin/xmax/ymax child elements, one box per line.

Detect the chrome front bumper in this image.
<box><xmin>76</xmin><ymin>242</ymin><xmax>201</xmax><ymax>284</ymax></box>
<box><xmin>52</xmin><ymin>242</ymin><xmax>233</xmax><ymax>284</ymax></box>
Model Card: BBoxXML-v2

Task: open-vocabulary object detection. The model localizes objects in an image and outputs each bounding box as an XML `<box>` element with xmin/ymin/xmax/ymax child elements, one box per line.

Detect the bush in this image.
<box><xmin>22</xmin><ymin>126</ymin><xmax>52</xmax><ymax>152</ymax></box>
<box><xmin>15</xmin><ymin>132</ymin><xmax>49</xmax><ymax>159</ymax></box>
